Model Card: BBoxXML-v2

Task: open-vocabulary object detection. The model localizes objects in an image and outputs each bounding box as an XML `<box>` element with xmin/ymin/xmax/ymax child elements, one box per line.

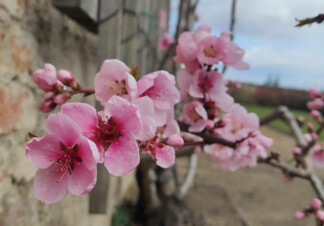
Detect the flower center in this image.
<box><xmin>94</xmin><ymin>116</ymin><xmax>122</xmax><ymax>150</ymax></box>
<box><xmin>188</xmin><ymin>109</ymin><xmax>202</xmax><ymax>122</ymax></box>
<box><xmin>55</xmin><ymin>142</ymin><xmax>82</xmax><ymax>180</ymax></box>
<box><xmin>204</xmin><ymin>45</ymin><xmax>217</xmax><ymax>58</ymax></box>
<box><xmin>198</xmin><ymin>75</ymin><xmax>213</xmax><ymax>93</ymax></box>
<box><xmin>109</xmin><ymin>79</ymin><xmax>128</xmax><ymax>96</ymax></box>
<box><xmin>231</xmin><ymin>121</ymin><xmax>243</xmax><ymax>134</ymax></box>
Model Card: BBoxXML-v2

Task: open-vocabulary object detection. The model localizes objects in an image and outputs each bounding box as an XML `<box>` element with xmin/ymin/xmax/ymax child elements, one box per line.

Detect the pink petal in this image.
<box><xmin>33</xmin><ymin>165</ymin><xmax>69</xmax><ymax>204</ymax></box>
<box><xmin>26</xmin><ymin>135</ymin><xmax>60</xmax><ymax>169</ymax></box>
<box><xmin>104</xmin><ymin>139</ymin><xmax>139</xmax><ymax>176</ymax></box>
<box><xmin>132</xmin><ymin>96</ymin><xmax>156</xmax><ymax>141</ymax></box>
<box><xmin>61</xmin><ymin>102</ymin><xmax>98</xmax><ymax>133</ymax></box>
<box><xmin>107</xmin><ymin>96</ymin><xmax>142</xmax><ymax>138</ymax></box>
<box><xmin>68</xmin><ymin>165</ymin><xmax>97</xmax><ymax>195</ymax></box>
<box><xmin>44</xmin><ymin>113</ymin><xmax>82</xmax><ymax>147</ymax></box>
<box><xmin>189</xmin><ymin>119</ymin><xmax>206</xmax><ymax>132</ymax></box>
<box><xmin>156</xmin><ymin>145</ymin><xmax>175</xmax><ymax>168</ymax></box>
<box><xmin>77</xmin><ymin>138</ymin><xmax>100</xmax><ymax>170</ymax></box>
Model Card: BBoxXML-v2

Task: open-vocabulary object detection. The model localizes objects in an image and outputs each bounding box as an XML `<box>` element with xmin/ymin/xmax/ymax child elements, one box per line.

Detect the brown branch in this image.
<box><xmin>259</xmin><ymin>158</ymin><xmax>324</xmax><ymax>201</ymax></box>
<box><xmin>295</xmin><ymin>14</ymin><xmax>324</xmax><ymax>27</ymax></box>
<box><xmin>260</xmin><ymin>106</ymin><xmax>308</xmax><ymax>149</ymax></box>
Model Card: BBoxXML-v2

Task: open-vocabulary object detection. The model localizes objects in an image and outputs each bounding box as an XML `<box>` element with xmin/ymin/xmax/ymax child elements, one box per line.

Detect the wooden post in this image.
<box><xmin>89</xmin><ymin>0</ymin><xmax>124</xmax><ymax>214</ymax></box>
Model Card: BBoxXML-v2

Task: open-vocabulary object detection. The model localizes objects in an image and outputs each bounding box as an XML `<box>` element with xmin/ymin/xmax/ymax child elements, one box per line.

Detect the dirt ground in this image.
<box><xmin>180</xmin><ymin>127</ymin><xmax>324</xmax><ymax>226</ymax></box>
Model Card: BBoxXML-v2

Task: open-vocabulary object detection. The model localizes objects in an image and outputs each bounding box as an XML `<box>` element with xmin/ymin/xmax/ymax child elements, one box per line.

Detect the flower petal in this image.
<box><xmin>104</xmin><ymin>139</ymin><xmax>139</xmax><ymax>176</ymax></box>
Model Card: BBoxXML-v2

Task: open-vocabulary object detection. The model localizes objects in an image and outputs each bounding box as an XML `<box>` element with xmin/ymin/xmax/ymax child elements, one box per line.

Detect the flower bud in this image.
<box><xmin>33</xmin><ymin>63</ymin><xmax>57</xmax><ymax>91</ymax></box>
<box><xmin>166</xmin><ymin>134</ymin><xmax>184</xmax><ymax>148</ymax></box>
<box><xmin>311</xmin><ymin>133</ymin><xmax>318</xmax><ymax>141</ymax></box>
<box><xmin>57</xmin><ymin>70</ymin><xmax>76</xmax><ymax>86</ymax></box>
<box><xmin>309</xmin><ymin>88</ymin><xmax>322</xmax><ymax>99</ymax></box>
<box><xmin>307</xmin><ymin>98</ymin><xmax>324</xmax><ymax>110</ymax></box>
<box><xmin>310</xmin><ymin>198</ymin><xmax>322</xmax><ymax>210</ymax></box>
<box><xmin>307</xmin><ymin>122</ymin><xmax>314</xmax><ymax>133</ymax></box>
<box><xmin>39</xmin><ymin>100</ymin><xmax>56</xmax><ymax>113</ymax></box>
<box><xmin>205</xmin><ymin>120</ymin><xmax>214</xmax><ymax>129</ymax></box>
<box><xmin>310</xmin><ymin>110</ymin><xmax>322</xmax><ymax>122</ymax></box>
<box><xmin>316</xmin><ymin>210</ymin><xmax>324</xmax><ymax>221</ymax></box>
<box><xmin>54</xmin><ymin>93</ymin><xmax>71</xmax><ymax>105</ymax></box>
<box><xmin>293</xmin><ymin>147</ymin><xmax>302</xmax><ymax>155</ymax></box>
<box><xmin>43</xmin><ymin>92</ymin><xmax>55</xmax><ymax>101</ymax></box>
<box><xmin>293</xmin><ymin>210</ymin><xmax>306</xmax><ymax>220</ymax></box>
<box><xmin>282</xmin><ymin>176</ymin><xmax>291</xmax><ymax>183</ymax></box>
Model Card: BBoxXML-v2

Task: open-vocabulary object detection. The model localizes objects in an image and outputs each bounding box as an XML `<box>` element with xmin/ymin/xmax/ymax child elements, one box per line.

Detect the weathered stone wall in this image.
<box><xmin>0</xmin><ymin>1</ymin><xmax>135</xmax><ymax>225</ymax></box>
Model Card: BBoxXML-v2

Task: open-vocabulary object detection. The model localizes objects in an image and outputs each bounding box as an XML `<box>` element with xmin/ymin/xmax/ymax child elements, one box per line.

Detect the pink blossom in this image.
<box><xmin>174</xmin><ymin>24</ymin><xmax>211</xmax><ymax>73</ymax></box>
<box><xmin>215</xmin><ymin>104</ymin><xmax>259</xmax><ymax>142</ymax></box>
<box><xmin>54</xmin><ymin>93</ymin><xmax>71</xmax><ymax>105</ymax></box>
<box><xmin>162</xmin><ymin>108</ymin><xmax>181</xmax><ymax>139</ymax></box>
<box><xmin>307</xmin><ymin>122</ymin><xmax>314</xmax><ymax>133</ymax></box>
<box><xmin>310</xmin><ymin>198</ymin><xmax>322</xmax><ymax>209</ymax></box>
<box><xmin>94</xmin><ymin>59</ymin><xmax>137</xmax><ymax>106</ymax></box>
<box><xmin>39</xmin><ymin>92</ymin><xmax>56</xmax><ymax>113</ymax></box>
<box><xmin>142</xmin><ymin>138</ymin><xmax>175</xmax><ymax>168</ymax></box>
<box><xmin>26</xmin><ymin>113</ymin><xmax>99</xmax><ymax>204</ymax></box>
<box><xmin>137</xmin><ymin>70</ymin><xmax>180</xmax><ymax>126</ymax></box>
<box><xmin>189</xmin><ymin>69</ymin><xmax>234</xmax><ymax>110</ymax></box>
<box><xmin>182</xmin><ymin>100</ymin><xmax>208</xmax><ymax>132</ymax></box>
<box><xmin>58</xmin><ymin>69</ymin><xmax>77</xmax><ymax>88</ymax></box>
<box><xmin>194</xmin><ymin>13</ymin><xmax>200</xmax><ymax>22</ymax></box>
<box><xmin>204</xmin><ymin>133</ymin><xmax>271</xmax><ymax>172</ymax></box>
<box><xmin>197</xmin><ymin>31</ymin><xmax>249</xmax><ymax>70</ymax></box>
<box><xmin>159</xmin><ymin>10</ymin><xmax>167</xmax><ymax>30</ymax></box>
<box><xmin>293</xmin><ymin>147</ymin><xmax>302</xmax><ymax>155</ymax></box>
<box><xmin>61</xmin><ymin>96</ymin><xmax>142</xmax><ymax>176</ymax></box>
<box><xmin>309</xmin><ymin>88</ymin><xmax>322</xmax><ymax>99</ymax></box>
<box><xmin>307</xmin><ymin>98</ymin><xmax>324</xmax><ymax>110</ymax></box>
<box><xmin>293</xmin><ymin>211</ymin><xmax>306</xmax><ymax>220</ymax></box>
<box><xmin>310</xmin><ymin>144</ymin><xmax>324</xmax><ymax>168</ymax></box>
<box><xmin>282</xmin><ymin>176</ymin><xmax>291</xmax><ymax>183</ymax></box>
<box><xmin>158</xmin><ymin>33</ymin><xmax>174</xmax><ymax>51</ymax></box>
<box><xmin>33</xmin><ymin>63</ymin><xmax>58</xmax><ymax>92</ymax></box>
<box><xmin>177</xmin><ymin>68</ymin><xmax>194</xmax><ymax>101</ymax></box>
<box><xmin>166</xmin><ymin>134</ymin><xmax>184</xmax><ymax>148</ymax></box>
<box><xmin>310</xmin><ymin>110</ymin><xmax>322</xmax><ymax>121</ymax></box>
<box><xmin>132</xmin><ymin>96</ymin><xmax>156</xmax><ymax>141</ymax></box>
<box><xmin>316</xmin><ymin>210</ymin><xmax>324</xmax><ymax>221</ymax></box>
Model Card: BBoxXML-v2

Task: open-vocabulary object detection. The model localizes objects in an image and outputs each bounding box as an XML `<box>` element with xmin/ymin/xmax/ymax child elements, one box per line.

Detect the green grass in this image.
<box><xmin>242</xmin><ymin>103</ymin><xmax>323</xmax><ymax>140</ymax></box>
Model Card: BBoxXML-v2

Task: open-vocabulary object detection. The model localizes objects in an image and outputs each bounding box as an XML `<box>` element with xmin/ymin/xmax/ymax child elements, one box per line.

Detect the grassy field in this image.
<box><xmin>242</xmin><ymin>103</ymin><xmax>323</xmax><ymax>140</ymax></box>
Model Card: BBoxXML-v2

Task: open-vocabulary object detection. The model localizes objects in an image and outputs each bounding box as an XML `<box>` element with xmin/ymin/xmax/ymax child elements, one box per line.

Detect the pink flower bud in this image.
<box><xmin>293</xmin><ymin>147</ymin><xmax>302</xmax><ymax>155</ymax></box>
<box><xmin>307</xmin><ymin>98</ymin><xmax>324</xmax><ymax>110</ymax></box>
<box><xmin>311</xmin><ymin>198</ymin><xmax>322</xmax><ymax>210</ymax></box>
<box><xmin>166</xmin><ymin>134</ymin><xmax>184</xmax><ymax>148</ymax></box>
<box><xmin>307</xmin><ymin>122</ymin><xmax>314</xmax><ymax>133</ymax></box>
<box><xmin>213</xmin><ymin>129</ymin><xmax>221</xmax><ymax>136</ymax></box>
<box><xmin>57</xmin><ymin>70</ymin><xmax>76</xmax><ymax>86</ymax></box>
<box><xmin>39</xmin><ymin>100</ymin><xmax>56</xmax><ymax>113</ymax></box>
<box><xmin>309</xmin><ymin>88</ymin><xmax>322</xmax><ymax>99</ymax></box>
<box><xmin>43</xmin><ymin>92</ymin><xmax>55</xmax><ymax>101</ymax></box>
<box><xmin>282</xmin><ymin>176</ymin><xmax>291</xmax><ymax>183</ymax></box>
<box><xmin>305</xmin><ymin>134</ymin><xmax>312</xmax><ymax>142</ymax></box>
<box><xmin>316</xmin><ymin>210</ymin><xmax>324</xmax><ymax>221</ymax></box>
<box><xmin>311</xmin><ymin>133</ymin><xmax>318</xmax><ymax>141</ymax></box>
<box><xmin>54</xmin><ymin>93</ymin><xmax>71</xmax><ymax>105</ymax></box>
<box><xmin>205</xmin><ymin>120</ymin><xmax>214</xmax><ymax>129</ymax></box>
<box><xmin>33</xmin><ymin>63</ymin><xmax>57</xmax><ymax>91</ymax></box>
<box><xmin>293</xmin><ymin>210</ymin><xmax>306</xmax><ymax>220</ymax></box>
<box><xmin>310</xmin><ymin>110</ymin><xmax>322</xmax><ymax>121</ymax></box>
<box><xmin>194</xmin><ymin>13</ymin><xmax>200</xmax><ymax>22</ymax></box>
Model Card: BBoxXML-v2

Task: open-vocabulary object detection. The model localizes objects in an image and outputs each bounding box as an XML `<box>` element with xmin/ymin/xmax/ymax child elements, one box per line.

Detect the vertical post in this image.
<box><xmin>89</xmin><ymin>0</ymin><xmax>124</xmax><ymax>214</ymax></box>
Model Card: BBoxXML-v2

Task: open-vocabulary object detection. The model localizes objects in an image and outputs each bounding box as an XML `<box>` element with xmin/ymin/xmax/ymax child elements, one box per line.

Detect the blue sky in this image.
<box><xmin>170</xmin><ymin>0</ymin><xmax>324</xmax><ymax>90</ymax></box>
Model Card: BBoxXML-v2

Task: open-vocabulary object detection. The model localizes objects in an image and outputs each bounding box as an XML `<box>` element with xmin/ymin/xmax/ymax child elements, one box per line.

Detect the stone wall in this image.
<box><xmin>0</xmin><ymin>0</ymin><xmax>135</xmax><ymax>225</ymax></box>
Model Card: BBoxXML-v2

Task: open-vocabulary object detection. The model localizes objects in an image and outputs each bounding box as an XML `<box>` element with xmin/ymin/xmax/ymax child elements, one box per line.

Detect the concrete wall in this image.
<box><xmin>0</xmin><ymin>0</ymin><xmax>136</xmax><ymax>225</ymax></box>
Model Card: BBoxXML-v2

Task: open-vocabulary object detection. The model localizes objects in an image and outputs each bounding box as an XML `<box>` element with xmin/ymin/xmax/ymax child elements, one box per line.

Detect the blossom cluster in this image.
<box><xmin>27</xmin><ymin>60</ymin><xmax>182</xmax><ymax>203</ymax></box>
<box><xmin>175</xmin><ymin>25</ymin><xmax>273</xmax><ymax>172</ymax></box>
<box><xmin>26</xmin><ymin>24</ymin><xmax>274</xmax><ymax>204</ymax></box>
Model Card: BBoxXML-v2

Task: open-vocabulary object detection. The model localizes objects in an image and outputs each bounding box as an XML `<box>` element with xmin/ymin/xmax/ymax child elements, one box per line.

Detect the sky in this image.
<box><xmin>170</xmin><ymin>0</ymin><xmax>324</xmax><ymax>90</ymax></box>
